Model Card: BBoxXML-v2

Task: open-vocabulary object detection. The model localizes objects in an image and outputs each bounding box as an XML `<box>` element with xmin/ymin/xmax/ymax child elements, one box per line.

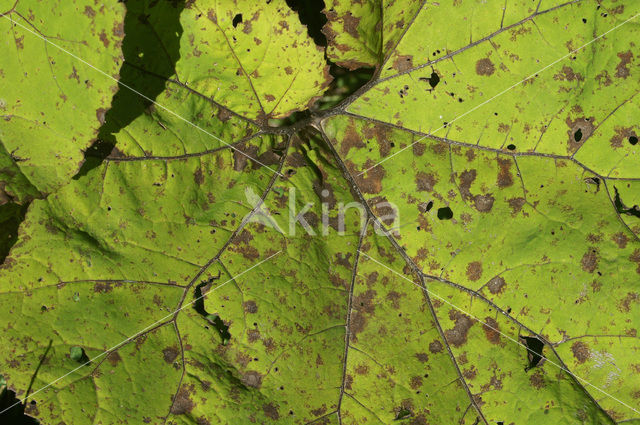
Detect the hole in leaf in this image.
<box><xmin>574</xmin><ymin>128</ymin><xmax>583</xmax><ymax>142</ymax></box>
<box><xmin>232</xmin><ymin>13</ymin><xmax>242</xmax><ymax>28</ymax></box>
<box><xmin>194</xmin><ymin>274</ymin><xmax>231</xmax><ymax>345</ymax></box>
<box><xmin>629</xmin><ymin>136</ymin><xmax>638</xmax><ymax>145</ymax></box>
<box><xmin>521</xmin><ymin>336</ymin><xmax>545</xmax><ymax>371</ymax></box>
<box><xmin>506</xmin><ymin>144</ymin><xmax>516</xmax><ymax>151</ymax></box>
<box><xmin>437</xmin><ymin>207</ymin><xmax>453</xmax><ymax>220</ymax></box>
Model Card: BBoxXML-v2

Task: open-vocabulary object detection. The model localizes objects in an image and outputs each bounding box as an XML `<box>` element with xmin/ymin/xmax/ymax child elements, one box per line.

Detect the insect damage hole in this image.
<box><xmin>437</xmin><ymin>206</ymin><xmax>453</xmax><ymax>220</ymax></box>
<box><xmin>629</xmin><ymin>136</ymin><xmax>638</xmax><ymax>145</ymax></box>
<box><xmin>232</xmin><ymin>13</ymin><xmax>243</xmax><ymax>28</ymax></box>
<box><xmin>573</xmin><ymin>128</ymin><xmax>583</xmax><ymax>142</ymax></box>
<box><xmin>521</xmin><ymin>336</ymin><xmax>545</xmax><ymax>371</ymax></box>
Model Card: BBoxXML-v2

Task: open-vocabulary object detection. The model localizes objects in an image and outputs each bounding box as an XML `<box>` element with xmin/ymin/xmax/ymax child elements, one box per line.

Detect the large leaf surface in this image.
<box><xmin>1</xmin><ymin>1</ymin><xmax>640</xmax><ymax>425</ymax></box>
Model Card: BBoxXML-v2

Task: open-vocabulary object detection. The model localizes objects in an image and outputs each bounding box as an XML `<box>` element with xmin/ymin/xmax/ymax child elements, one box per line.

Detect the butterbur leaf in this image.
<box><xmin>1</xmin><ymin>1</ymin><xmax>640</xmax><ymax>425</ymax></box>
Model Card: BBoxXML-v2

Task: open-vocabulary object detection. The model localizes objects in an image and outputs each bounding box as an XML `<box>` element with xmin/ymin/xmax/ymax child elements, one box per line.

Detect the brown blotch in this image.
<box><xmin>497</xmin><ymin>158</ymin><xmax>514</xmax><ymax>188</ymax></box>
<box><xmin>612</xmin><ymin>232</ymin><xmax>628</xmax><ymax>249</ymax></box>
<box><xmin>429</xmin><ymin>340</ymin><xmax>443</xmax><ymax>353</ymax></box>
<box><xmin>410</xmin><ymin>376</ymin><xmax>423</xmax><ymax>389</ymax></box>
<box><xmin>475</xmin><ymin>58</ymin><xmax>495</xmax><ymax>76</ymax></box>
<box><xmin>194</xmin><ymin>168</ymin><xmax>204</xmax><ymax>185</ymax></box>
<box><xmin>610</xmin><ymin>126</ymin><xmax>637</xmax><ymax>148</ymax></box>
<box><xmin>445</xmin><ymin>311</ymin><xmax>474</xmax><ymax>347</ymax></box>
<box><xmin>566</xmin><ymin>116</ymin><xmax>595</xmax><ymax>152</ymax></box>
<box><xmin>486</xmin><ymin>276</ymin><xmax>506</xmax><ymax>294</ymax></box>
<box><xmin>342</xmin><ymin>13</ymin><xmax>360</xmax><ymax>38</ymax></box>
<box><xmin>415</xmin><ymin>352</ymin><xmax>429</xmax><ymax>363</ymax></box>
<box><xmin>508</xmin><ymin>197</ymin><xmax>526</xmax><ymax>215</ymax></box>
<box><xmin>415</xmin><ymin>171</ymin><xmax>438</xmax><ymax>192</ymax></box>
<box><xmin>241</xmin><ymin>370</ymin><xmax>263</xmax><ymax>389</ymax></box>
<box><xmin>580</xmin><ymin>248</ymin><xmax>598</xmax><ymax>273</ymax></box>
<box><xmin>163</xmin><ymin>347</ymin><xmax>179</xmax><ymax>364</ymax></box>
<box><xmin>473</xmin><ymin>194</ymin><xmax>494</xmax><ymax>212</ymax></box>
<box><xmin>106</xmin><ymin>351</ymin><xmax>122</xmax><ymax>366</ymax></box>
<box><xmin>339</xmin><ymin>122</ymin><xmax>366</xmax><ymax>157</ymax></box>
<box><xmin>370</xmin><ymin>196</ymin><xmax>396</xmax><ymax>225</ymax></box>
<box><xmin>619</xmin><ymin>292</ymin><xmax>640</xmax><ymax>313</ymax></box>
<box><xmin>170</xmin><ymin>385</ymin><xmax>195</xmax><ymax>415</ymax></box>
<box><xmin>482</xmin><ymin>317</ymin><xmax>500</xmax><ymax>344</ymax></box>
<box><xmin>243</xmin><ymin>300</ymin><xmax>258</xmax><ymax>313</ymax></box>
<box><xmin>84</xmin><ymin>6</ymin><xmax>96</xmax><ymax>17</ymax></box>
<box><xmin>393</xmin><ymin>55</ymin><xmax>414</xmax><ymax>72</ymax></box>
<box><xmin>570</xmin><ymin>341</ymin><xmax>590</xmax><ymax>363</ymax></box>
<box><xmin>466</xmin><ymin>261</ymin><xmax>483</xmax><ymax>282</ymax></box>
<box><xmin>355</xmin><ymin>160</ymin><xmax>385</xmax><ymax>194</ymax></box>
<box><xmin>263</xmin><ymin>402</ymin><xmax>280</xmax><ymax>420</ymax></box>
<box><xmin>631</xmin><ymin>249</ymin><xmax>640</xmax><ymax>274</ymax></box>
<box><xmin>530</xmin><ymin>370</ymin><xmax>545</xmax><ymax>389</ymax></box>
<box><xmin>616</xmin><ymin>51</ymin><xmax>633</xmax><ymax>79</ymax></box>
<box><xmin>96</xmin><ymin>108</ymin><xmax>107</xmax><ymax>125</ymax></box>
<box><xmin>94</xmin><ymin>282</ymin><xmax>113</xmax><ymax>293</ymax></box>
<box><xmin>459</xmin><ymin>169</ymin><xmax>476</xmax><ymax>200</ymax></box>
<box><xmin>553</xmin><ymin>65</ymin><xmax>584</xmax><ymax>82</ymax></box>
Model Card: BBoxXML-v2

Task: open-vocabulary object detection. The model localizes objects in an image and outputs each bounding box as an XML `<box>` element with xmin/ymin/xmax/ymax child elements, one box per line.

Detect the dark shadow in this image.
<box><xmin>613</xmin><ymin>186</ymin><xmax>640</xmax><ymax>218</ymax></box>
<box><xmin>522</xmin><ymin>336</ymin><xmax>545</xmax><ymax>371</ymax></box>
<box><xmin>0</xmin><ymin>388</ymin><xmax>39</xmax><ymax>425</ymax></box>
<box><xmin>0</xmin><ymin>202</ymin><xmax>28</xmax><ymax>264</ymax></box>
<box><xmin>285</xmin><ymin>0</ymin><xmax>327</xmax><ymax>47</ymax></box>
<box><xmin>74</xmin><ymin>0</ymin><xmax>186</xmax><ymax>178</ymax></box>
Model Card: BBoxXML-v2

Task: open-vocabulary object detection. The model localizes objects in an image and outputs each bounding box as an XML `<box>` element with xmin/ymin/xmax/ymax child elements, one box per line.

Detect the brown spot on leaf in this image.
<box><xmin>581</xmin><ymin>249</ymin><xmax>598</xmax><ymax>273</ymax></box>
<box><xmin>612</xmin><ymin>232</ymin><xmax>628</xmax><ymax>249</ymax></box>
<box><xmin>497</xmin><ymin>158</ymin><xmax>514</xmax><ymax>188</ymax></box>
<box><xmin>445</xmin><ymin>311</ymin><xmax>474</xmax><ymax>347</ymax></box>
<box><xmin>355</xmin><ymin>160</ymin><xmax>385</xmax><ymax>194</ymax></box>
<box><xmin>473</xmin><ymin>194</ymin><xmax>494</xmax><ymax>212</ymax></box>
<box><xmin>429</xmin><ymin>340</ymin><xmax>443</xmax><ymax>353</ymax></box>
<box><xmin>616</xmin><ymin>51</ymin><xmax>633</xmax><ymax>79</ymax></box>
<box><xmin>194</xmin><ymin>168</ymin><xmax>204</xmax><ymax>185</ymax></box>
<box><xmin>482</xmin><ymin>317</ymin><xmax>501</xmax><ymax>344</ymax></box>
<box><xmin>340</xmin><ymin>123</ymin><xmax>366</xmax><ymax>157</ymax></box>
<box><xmin>415</xmin><ymin>352</ymin><xmax>429</xmax><ymax>363</ymax></box>
<box><xmin>486</xmin><ymin>276</ymin><xmax>506</xmax><ymax>294</ymax></box>
<box><xmin>163</xmin><ymin>347</ymin><xmax>179</xmax><ymax>364</ymax></box>
<box><xmin>415</xmin><ymin>172</ymin><xmax>438</xmax><ymax>192</ymax></box>
<box><xmin>393</xmin><ymin>55</ymin><xmax>414</xmax><ymax>72</ymax></box>
<box><xmin>466</xmin><ymin>261</ymin><xmax>483</xmax><ymax>282</ymax></box>
<box><xmin>96</xmin><ymin>108</ymin><xmax>107</xmax><ymax>125</ymax></box>
<box><xmin>241</xmin><ymin>370</ymin><xmax>263</xmax><ymax>389</ymax></box>
<box><xmin>263</xmin><ymin>402</ymin><xmax>280</xmax><ymax>420</ymax></box>
<box><xmin>631</xmin><ymin>249</ymin><xmax>640</xmax><ymax>274</ymax></box>
<box><xmin>106</xmin><ymin>351</ymin><xmax>121</xmax><ymax>366</ymax></box>
<box><xmin>570</xmin><ymin>341</ymin><xmax>590</xmax><ymax>363</ymax></box>
<box><xmin>554</xmin><ymin>65</ymin><xmax>584</xmax><ymax>82</ymax></box>
<box><xmin>475</xmin><ymin>58</ymin><xmax>495</xmax><ymax>76</ymax></box>
<box><xmin>566</xmin><ymin>116</ymin><xmax>595</xmax><ymax>152</ymax></box>
<box><xmin>170</xmin><ymin>385</ymin><xmax>195</xmax><ymax>415</ymax></box>
<box><xmin>243</xmin><ymin>300</ymin><xmax>258</xmax><ymax>313</ymax></box>
<box><xmin>84</xmin><ymin>6</ymin><xmax>96</xmax><ymax>17</ymax></box>
<box><xmin>530</xmin><ymin>370</ymin><xmax>545</xmax><ymax>389</ymax></box>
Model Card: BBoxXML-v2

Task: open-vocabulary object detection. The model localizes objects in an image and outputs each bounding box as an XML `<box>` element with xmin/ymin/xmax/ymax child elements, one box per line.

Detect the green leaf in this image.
<box><xmin>0</xmin><ymin>0</ymin><xmax>126</xmax><ymax>193</ymax></box>
<box><xmin>1</xmin><ymin>1</ymin><xmax>640</xmax><ymax>425</ymax></box>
